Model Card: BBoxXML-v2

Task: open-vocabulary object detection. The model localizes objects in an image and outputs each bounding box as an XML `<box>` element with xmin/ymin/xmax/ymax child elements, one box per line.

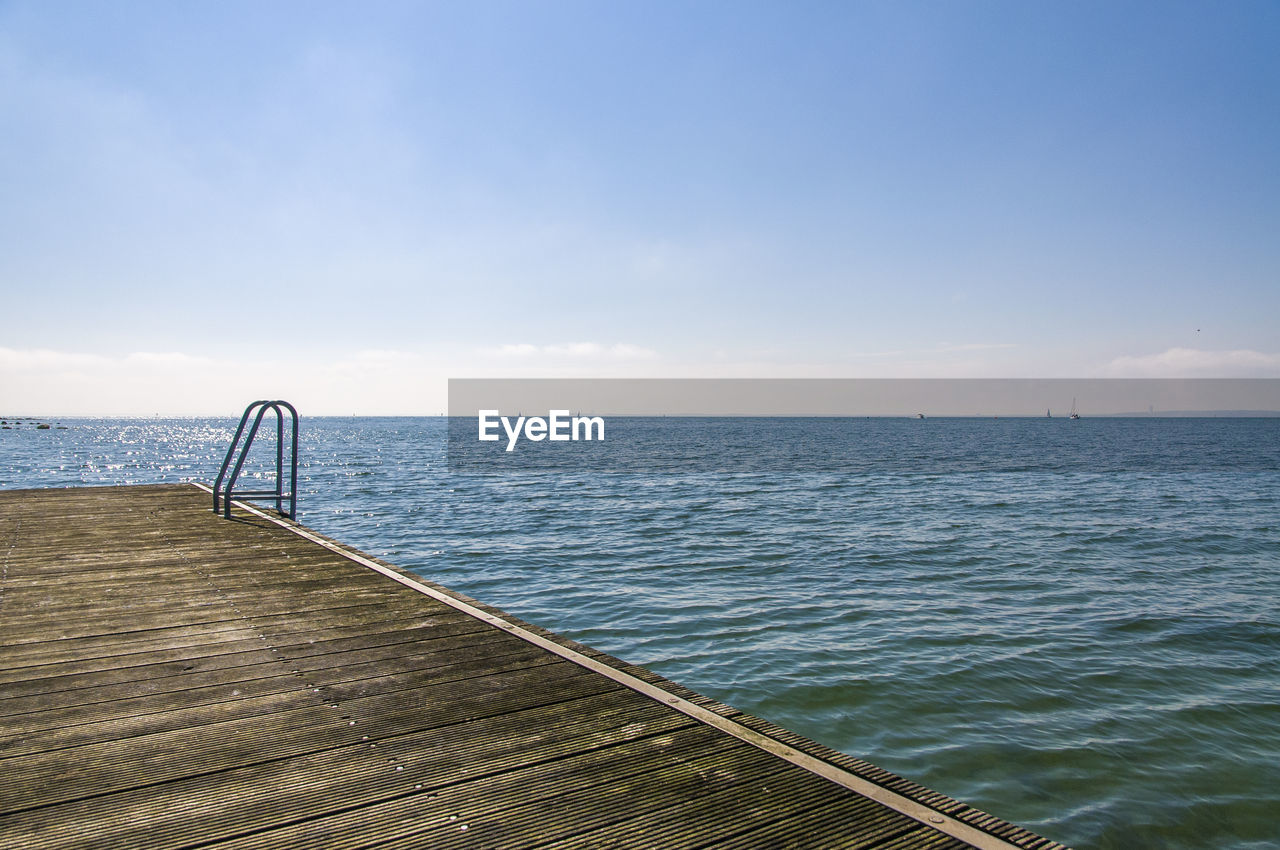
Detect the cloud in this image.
<box><xmin>0</xmin><ymin>347</ymin><xmax>230</xmax><ymax>415</ymax></box>
<box><xmin>344</xmin><ymin>349</ymin><xmax>425</xmax><ymax>367</ymax></box>
<box><xmin>491</xmin><ymin>342</ymin><xmax>658</xmax><ymax>360</ymax></box>
<box><xmin>0</xmin><ymin>348</ymin><xmax>218</xmax><ymax>371</ymax></box>
<box><xmin>494</xmin><ymin>344</ymin><xmax>540</xmax><ymax>357</ymax></box>
<box><xmin>842</xmin><ymin>342</ymin><xmax>1019</xmax><ymax>365</ymax></box>
<box><xmin>0</xmin><ymin>348</ymin><xmax>108</xmax><ymax>370</ymax></box>
<box><xmin>935</xmin><ymin>342</ymin><xmax>1019</xmax><ymax>354</ymax></box>
<box><xmin>0</xmin><ymin>347</ymin><xmax>445</xmax><ymax>415</ymax></box>
<box><xmin>1104</xmin><ymin>347</ymin><xmax>1280</xmax><ymax>378</ymax></box>
<box><xmin>848</xmin><ymin>342</ymin><xmax>1017</xmax><ymax>359</ymax></box>
<box><xmin>122</xmin><ymin>351</ymin><xmax>219</xmax><ymax>368</ymax></box>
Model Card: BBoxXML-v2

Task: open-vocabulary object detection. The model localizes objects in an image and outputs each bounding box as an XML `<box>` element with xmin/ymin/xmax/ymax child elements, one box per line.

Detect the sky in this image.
<box><xmin>2</xmin><ymin>0</ymin><xmax>1278</xmax><ymax>415</ymax></box>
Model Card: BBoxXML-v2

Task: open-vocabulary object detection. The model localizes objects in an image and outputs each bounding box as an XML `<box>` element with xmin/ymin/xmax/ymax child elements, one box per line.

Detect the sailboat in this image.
<box><xmin>1069</xmin><ymin>398</ymin><xmax>1081</xmax><ymax>420</ymax></box>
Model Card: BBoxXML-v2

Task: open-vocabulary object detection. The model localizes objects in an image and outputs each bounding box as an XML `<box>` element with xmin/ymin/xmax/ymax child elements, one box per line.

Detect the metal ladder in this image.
<box><xmin>213</xmin><ymin>400</ymin><xmax>299</xmax><ymax>519</ymax></box>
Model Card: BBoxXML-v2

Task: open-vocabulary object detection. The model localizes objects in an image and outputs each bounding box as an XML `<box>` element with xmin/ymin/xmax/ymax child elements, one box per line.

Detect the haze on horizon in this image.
<box><xmin>2</xmin><ymin>1</ymin><xmax>1278</xmax><ymax>416</ymax></box>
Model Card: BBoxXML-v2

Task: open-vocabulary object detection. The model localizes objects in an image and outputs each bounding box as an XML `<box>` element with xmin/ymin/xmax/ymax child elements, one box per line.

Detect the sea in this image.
<box><xmin>3</xmin><ymin>415</ymin><xmax>1278</xmax><ymax>849</ymax></box>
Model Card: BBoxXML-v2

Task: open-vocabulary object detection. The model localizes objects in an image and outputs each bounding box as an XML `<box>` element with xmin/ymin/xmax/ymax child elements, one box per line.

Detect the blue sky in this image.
<box><xmin>2</xmin><ymin>1</ymin><xmax>1278</xmax><ymax>414</ymax></box>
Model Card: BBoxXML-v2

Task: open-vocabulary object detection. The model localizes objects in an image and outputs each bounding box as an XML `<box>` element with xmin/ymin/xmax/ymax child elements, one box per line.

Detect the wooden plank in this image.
<box><xmin>0</xmin><ymin>632</ymin><xmax>548</xmax><ymax>729</ymax></box>
<box><xmin>0</xmin><ymin>485</ymin><xmax>1065</xmax><ymax>850</ymax></box>
<box><xmin>0</xmin><ymin>664</ymin><xmax>617</xmax><ymax>811</ymax></box>
<box><xmin>0</xmin><ymin>691</ymin><xmax>693</xmax><ymax>849</ymax></box>
<box><xmin>0</xmin><ymin>652</ymin><xmax>595</xmax><ymax>762</ymax></box>
<box><xmin>0</xmin><ymin>618</ymin><xmax>492</xmax><ymax>697</ymax></box>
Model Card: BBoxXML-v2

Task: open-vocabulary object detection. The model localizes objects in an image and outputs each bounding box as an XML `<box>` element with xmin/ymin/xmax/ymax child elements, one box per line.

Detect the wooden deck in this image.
<box><xmin>0</xmin><ymin>484</ymin><xmax>1065</xmax><ymax>849</ymax></box>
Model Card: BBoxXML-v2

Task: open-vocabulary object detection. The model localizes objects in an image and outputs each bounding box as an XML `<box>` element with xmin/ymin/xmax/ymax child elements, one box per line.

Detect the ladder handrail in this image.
<box><xmin>213</xmin><ymin>400</ymin><xmax>298</xmax><ymax>519</ymax></box>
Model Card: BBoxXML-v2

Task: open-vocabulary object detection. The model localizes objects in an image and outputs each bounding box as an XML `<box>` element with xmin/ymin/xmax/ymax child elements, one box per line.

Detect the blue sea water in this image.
<box><xmin>3</xmin><ymin>415</ymin><xmax>1279</xmax><ymax>849</ymax></box>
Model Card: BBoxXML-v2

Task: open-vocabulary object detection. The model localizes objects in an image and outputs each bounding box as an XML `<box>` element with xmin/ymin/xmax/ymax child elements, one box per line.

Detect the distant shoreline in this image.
<box><xmin>6</xmin><ymin>412</ymin><xmax>1280</xmax><ymax>421</ymax></box>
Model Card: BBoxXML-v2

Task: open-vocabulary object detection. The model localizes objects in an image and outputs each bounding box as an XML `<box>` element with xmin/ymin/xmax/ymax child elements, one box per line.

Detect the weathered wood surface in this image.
<box><xmin>0</xmin><ymin>485</ymin><xmax>1064</xmax><ymax>849</ymax></box>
